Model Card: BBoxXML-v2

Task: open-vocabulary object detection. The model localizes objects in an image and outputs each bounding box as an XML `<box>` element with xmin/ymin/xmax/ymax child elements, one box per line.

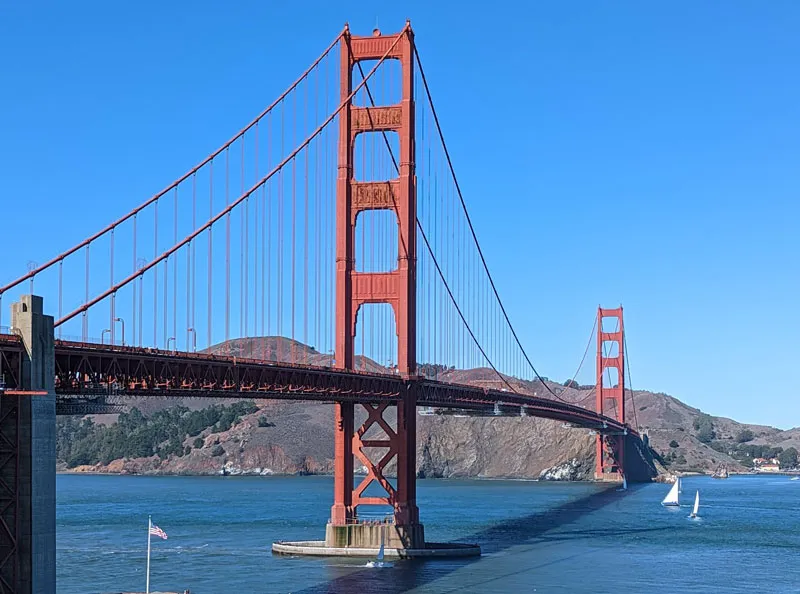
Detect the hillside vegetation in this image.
<box><xmin>57</xmin><ymin>402</ymin><xmax>258</xmax><ymax>467</ymax></box>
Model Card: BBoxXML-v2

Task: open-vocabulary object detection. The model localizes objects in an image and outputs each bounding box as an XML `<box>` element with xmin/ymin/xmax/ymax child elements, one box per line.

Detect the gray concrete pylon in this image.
<box><xmin>11</xmin><ymin>295</ymin><xmax>56</xmax><ymax>594</ymax></box>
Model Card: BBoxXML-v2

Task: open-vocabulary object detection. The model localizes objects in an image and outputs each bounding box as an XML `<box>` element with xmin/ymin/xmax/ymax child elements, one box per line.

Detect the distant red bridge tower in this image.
<box><xmin>595</xmin><ymin>307</ymin><xmax>626</xmax><ymax>480</ymax></box>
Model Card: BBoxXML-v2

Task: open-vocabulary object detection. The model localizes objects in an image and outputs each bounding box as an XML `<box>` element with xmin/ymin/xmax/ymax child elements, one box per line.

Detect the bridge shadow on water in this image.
<box><xmin>293</xmin><ymin>484</ymin><xmax>666</xmax><ymax>594</ymax></box>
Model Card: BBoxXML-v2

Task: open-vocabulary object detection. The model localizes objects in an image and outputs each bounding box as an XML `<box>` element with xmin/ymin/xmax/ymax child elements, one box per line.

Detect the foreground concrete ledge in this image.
<box><xmin>272</xmin><ymin>540</ymin><xmax>481</xmax><ymax>558</ymax></box>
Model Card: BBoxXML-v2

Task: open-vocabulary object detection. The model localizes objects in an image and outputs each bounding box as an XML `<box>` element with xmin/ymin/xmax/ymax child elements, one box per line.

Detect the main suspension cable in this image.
<box><xmin>352</xmin><ymin>49</ymin><xmax>517</xmax><ymax>394</ymax></box>
<box><xmin>0</xmin><ymin>28</ymin><xmax>346</xmax><ymax>296</ymax></box>
<box><xmin>55</xmin><ymin>28</ymin><xmax>408</xmax><ymax>327</ymax></box>
<box><xmin>623</xmin><ymin>329</ymin><xmax>639</xmax><ymax>432</ymax></box>
<box><xmin>413</xmin><ymin>46</ymin><xmax>568</xmax><ymax>404</ymax></box>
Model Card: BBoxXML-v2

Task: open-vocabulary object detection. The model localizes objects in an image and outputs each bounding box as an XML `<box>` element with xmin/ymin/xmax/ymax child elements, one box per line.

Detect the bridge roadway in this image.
<box><xmin>0</xmin><ymin>333</ymin><xmax>634</xmax><ymax>435</ymax></box>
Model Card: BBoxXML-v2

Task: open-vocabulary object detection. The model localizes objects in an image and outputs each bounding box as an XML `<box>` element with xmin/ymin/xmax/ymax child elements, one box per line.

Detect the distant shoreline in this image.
<box><xmin>56</xmin><ymin>468</ymin><xmax>800</xmax><ymax>480</ymax></box>
<box><xmin>56</xmin><ymin>470</ymin><xmax>551</xmax><ymax>481</ymax></box>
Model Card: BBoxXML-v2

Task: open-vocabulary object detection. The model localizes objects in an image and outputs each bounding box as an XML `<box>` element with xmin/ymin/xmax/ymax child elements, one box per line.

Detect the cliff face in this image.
<box><xmin>417</xmin><ymin>415</ymin><xmax>593</xmax><ymax>479</ymax></box>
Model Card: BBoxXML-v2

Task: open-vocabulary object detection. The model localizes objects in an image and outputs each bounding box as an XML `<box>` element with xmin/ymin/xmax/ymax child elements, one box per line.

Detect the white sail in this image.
<box><xmin>377</xmin><ymin>525</ymin><xmax>385</xmax><ymax>561</ymax></box>
<box><xmin>678</xmin><ymin>477</ymin><xmax>682</xmax><ymax>493</ymax></box>
<box><xmin>661</xmin><ymin>479</ymin><xmax>680</xmax><ymax>506</ymax></box>
<box><xmin>691</xmin><ymin>491</ymin><xmax>700</xmax><ymax>517</ymax></box>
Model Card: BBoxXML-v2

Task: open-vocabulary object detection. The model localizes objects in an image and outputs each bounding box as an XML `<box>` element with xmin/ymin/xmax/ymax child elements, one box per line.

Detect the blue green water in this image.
<box><xmin>57</xmin><ymin>474</ymin><xmax>800</xmax><ymax>593</ymax></box>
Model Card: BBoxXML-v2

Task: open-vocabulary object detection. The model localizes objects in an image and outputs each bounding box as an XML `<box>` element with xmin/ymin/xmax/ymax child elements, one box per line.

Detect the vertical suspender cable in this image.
<box><xmin>153</xmin><ymin>200</ymin><xmax>158</xmax><ymax>347</ymax></box>
<box><xmin>208</xmin><ymin>162</ymin><xmax>213</xmax><ymax>349</ymax></box>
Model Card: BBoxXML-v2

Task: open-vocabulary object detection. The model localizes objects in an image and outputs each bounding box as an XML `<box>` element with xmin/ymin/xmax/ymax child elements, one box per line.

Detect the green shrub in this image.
<box><xmin>779</xmin><ymin>447</ymin><xmax>798</xmax><ymax>469</ymax></box>
<box><xmin>56</xmin><ymin>401</ymin><xmax>257</xmax><ymax>467</ymax></box>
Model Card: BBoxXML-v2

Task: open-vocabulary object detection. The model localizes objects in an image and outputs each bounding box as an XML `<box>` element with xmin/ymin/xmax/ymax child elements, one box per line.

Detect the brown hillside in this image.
<box><xmin>71</xmin><ymin>336</ymin><xmax>796</xmax><ymax>478</ymax></box>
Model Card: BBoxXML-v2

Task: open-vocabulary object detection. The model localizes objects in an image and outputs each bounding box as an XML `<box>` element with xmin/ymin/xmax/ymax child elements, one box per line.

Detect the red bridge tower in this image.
<box><xmin>327</xmin><ymin>23</ymin><xmax>424</xmax><ymax>549</ymax></box>
<box><xmin>595</xmin><ymin>307</ymin><xmax>626</xmax><ymax>480</ymax></box>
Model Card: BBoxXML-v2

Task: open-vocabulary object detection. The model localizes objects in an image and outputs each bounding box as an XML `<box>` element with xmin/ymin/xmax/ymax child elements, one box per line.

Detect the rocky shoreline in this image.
<box><xmin>58</xmin><ymin>400</ymin><xmax>608</xmax><ymax>481</ymax></box>
<box><xmin>57</xmin><ymin>382</ymin><xmax>800</xmax><ymax>482</ymax></box>
<box><xmin>58</xmin><ymin>454</ymin><xmax>599</xmax><ymax>482</ymax></box>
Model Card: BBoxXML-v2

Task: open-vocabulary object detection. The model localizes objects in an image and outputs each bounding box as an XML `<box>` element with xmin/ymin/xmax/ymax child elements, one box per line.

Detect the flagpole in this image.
<box><xmin>146</xmin><ymin>515</ymin><xmax>152</xmax><ymax>594</ymax></box>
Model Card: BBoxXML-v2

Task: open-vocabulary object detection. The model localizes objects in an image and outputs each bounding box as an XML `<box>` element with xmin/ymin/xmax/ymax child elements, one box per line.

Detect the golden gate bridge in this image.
<box><xmin>0</xmin><ymin>22</ymin><xmax>654</xmax><ymax>591</ymax></box>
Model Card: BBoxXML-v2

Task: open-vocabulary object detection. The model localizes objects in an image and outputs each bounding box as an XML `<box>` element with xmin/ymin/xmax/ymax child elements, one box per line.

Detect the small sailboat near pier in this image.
<box><xmin>661</xmin><ymin>479</ymin><xmax>680</xmax><ymax>507</ymax></box>
<box><xmin>365</xmin><ymin>524</ymin><xmax>392</xmax><ymax>568</ymax></box>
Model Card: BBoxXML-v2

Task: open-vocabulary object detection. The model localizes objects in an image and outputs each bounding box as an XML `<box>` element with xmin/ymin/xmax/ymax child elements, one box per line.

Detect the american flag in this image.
<box><xmin>149</xmin><ymin>524</ymin><xmax>168</xmax><ymax>540</ymax></box>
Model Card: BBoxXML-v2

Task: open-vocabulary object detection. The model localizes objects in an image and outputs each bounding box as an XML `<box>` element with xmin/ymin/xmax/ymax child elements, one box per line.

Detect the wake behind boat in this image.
<box><xmin>661</xmin><ymin>479</ymin><xmax>680</xmax><ymax>507</ymax></box>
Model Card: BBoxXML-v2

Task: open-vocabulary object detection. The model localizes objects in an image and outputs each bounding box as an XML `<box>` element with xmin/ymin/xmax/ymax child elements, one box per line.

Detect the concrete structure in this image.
<box><xmin>272</xmin><ymin>540</ymin><xmax>480</xmax><ymax>559</ymax></box>
<box><xmin>10</xmin><ymin>296</ymin><xmax>56</xmax><ymax>594</ymax></box>
<box><xmin>325</xmin><ymin>521</ymin><xmax>424</xmax><ymax>550</ymax></box>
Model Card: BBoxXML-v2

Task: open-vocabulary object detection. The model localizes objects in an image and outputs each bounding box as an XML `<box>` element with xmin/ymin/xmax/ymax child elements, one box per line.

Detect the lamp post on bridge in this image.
<box><xmin>101</xmin><ymin>328</ymin><xmax>111</xmax><ymax>345</ymax></box>
<box><xmin>114</xmin><ymin>317</ymin><xmax>125</xmax><ymax>346</ymax></box>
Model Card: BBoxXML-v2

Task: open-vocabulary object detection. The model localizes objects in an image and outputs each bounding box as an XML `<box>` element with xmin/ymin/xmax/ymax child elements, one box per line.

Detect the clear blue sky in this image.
<box><xmin>1</xmin><ymin>1</ymin><xmax>798</xmax><ymax>427</ymax></box>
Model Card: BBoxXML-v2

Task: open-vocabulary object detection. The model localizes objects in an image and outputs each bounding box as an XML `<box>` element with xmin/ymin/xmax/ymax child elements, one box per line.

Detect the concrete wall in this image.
<box><xmin>325</xmin><ymin>522</ymin><xmax>425</xmax><ymax>549</ymax></box>
<box><xmin>11</xmin><ymin>295</ymin><xmax>56</xmax><ymax>594</ymax></box>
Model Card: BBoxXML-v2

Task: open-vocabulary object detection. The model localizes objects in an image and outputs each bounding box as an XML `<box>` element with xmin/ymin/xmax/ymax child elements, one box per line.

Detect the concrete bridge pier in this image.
<box><xmin>4</xmin><ymin>295</ymin><xmax>56</xmax><ymax>593</ymax></box>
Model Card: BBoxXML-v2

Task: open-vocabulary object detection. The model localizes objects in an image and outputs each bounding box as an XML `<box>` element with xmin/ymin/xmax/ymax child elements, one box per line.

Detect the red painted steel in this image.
<box><xmin>0</xmin><ymin>25</ymin><xmax>655</xmax><ymax>576</ymax></box>
<box><xmin>332</xmin><ymin>24</ymin><xmax>420</xmax><ymax>528</ymax></box>
<box><xmin>41</xmin><ymin>338</ymin><xmax>635</xmax><ymax>429</ymax></box>
<box><xmin>595</xmin><ymin>306</ymin><xmax>626</xmax><ymax>479</ymax></box>
<box><xmin>53</xmin><ymin>34</ymin><xmax>403</xmax><ymax>330</ymax></box>
<box><xmin>0</xmin><ymin>335</ymin><xmax>638</xmax><ymax>431</ymax></box>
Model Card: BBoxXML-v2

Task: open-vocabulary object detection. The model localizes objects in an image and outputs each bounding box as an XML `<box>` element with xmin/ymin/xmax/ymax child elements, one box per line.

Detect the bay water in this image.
<box><xmin>57</xmin><ymin>474</ymin><xmax>800</xmax><ymax>593</ymax></box>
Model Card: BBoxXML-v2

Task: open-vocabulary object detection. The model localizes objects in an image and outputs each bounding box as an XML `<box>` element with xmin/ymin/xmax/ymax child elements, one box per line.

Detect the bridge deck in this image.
<box><xmin>0</xmin><ymin>335</ymin><xmax>634</xmax><ymax>434</ymax></box>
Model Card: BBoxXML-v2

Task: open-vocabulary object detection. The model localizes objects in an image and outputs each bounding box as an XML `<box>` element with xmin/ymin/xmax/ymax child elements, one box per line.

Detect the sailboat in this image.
<box><xmin>661</xmin><ymin>479</ymin><xmax>680</xmax><ymax>507</ymax></box>
<box><xmin>365</xmin><ymin>524</ymin><xmax>392</xmax><ymax>568</ymax></box>
<box><xmin>689</xmin><ymin>490</ymin><xmax>700</xmax><ymax>519</ymax></box>
<box><xmin>616</xmin><ymin>475</ymin><xmax>628</xmax><ymax>491</ymax></box>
